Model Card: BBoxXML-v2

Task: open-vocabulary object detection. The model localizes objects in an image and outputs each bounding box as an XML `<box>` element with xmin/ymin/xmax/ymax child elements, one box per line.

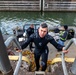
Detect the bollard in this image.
<box><xmin>0</xmin><ymin>30</ymin><xmax>13</xmax><ymax>75</ymax></box>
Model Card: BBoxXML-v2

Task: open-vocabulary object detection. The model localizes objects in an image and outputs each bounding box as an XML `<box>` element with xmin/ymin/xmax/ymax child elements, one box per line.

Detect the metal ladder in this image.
<box><xmin>61</xmin><ymin>38</ymin><xmax>76</xmax><ymax>75</ymax></box>
<box><xmin>0</xmin><ymin>29</ymin><xmax>76</xmax><ymax>75</ymax></box>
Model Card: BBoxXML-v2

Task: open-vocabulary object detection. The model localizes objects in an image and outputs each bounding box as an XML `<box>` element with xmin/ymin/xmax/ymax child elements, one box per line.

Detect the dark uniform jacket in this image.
<box><xmin>26</xmin><ymin>27</ymin><xmax>34</xmax><ymax>37</ymax></box>
<box><xmin>21</xmin><ymin>32</ymin><xmax>63</xmax><ymax>53</ymax></box>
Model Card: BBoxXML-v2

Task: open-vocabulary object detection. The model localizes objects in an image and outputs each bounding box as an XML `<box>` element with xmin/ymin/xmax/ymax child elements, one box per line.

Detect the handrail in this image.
<box><xmin>4</xmin><ymin>36</ymin><xmax>22</xmax><ymax>75</ymax></box>
<box><xmin>61</xmin><ymin>38</ymin><xmax>76</xmax><ymax>75</ymax></box>
<box><xmin>0</xmin><ymin>30</ymin><xmax>13</xmax><ymax>75</ymax></box>
<box><xmin>5</xmin><ymin>36</ymin><xmax>76</xmax><ymax>75</ymax></box>
<box><xmin>13</xmin><ymin>52</ymin><xmax>22</xmax><ymax>75</ymax></box>
<box><xmin>5</xmin><ymin>36</ymin><xmax>21</xmax><ymax>49</ymax></box>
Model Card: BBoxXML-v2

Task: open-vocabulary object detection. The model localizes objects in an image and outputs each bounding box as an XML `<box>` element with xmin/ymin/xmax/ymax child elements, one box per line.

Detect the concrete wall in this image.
<box><xmin>0</xmin><ymin>0</ymin><xmax>41</xmax><ymax>11</ymax></box>
<box><xmin>44</xmin><ymin>0</ymin><xmax>76</xmax><ymax>11</ymax></box>
<box><xmin>0</xmin><ymin>0</ymin><xmax>76</xmax><ymax>11</ymax></box>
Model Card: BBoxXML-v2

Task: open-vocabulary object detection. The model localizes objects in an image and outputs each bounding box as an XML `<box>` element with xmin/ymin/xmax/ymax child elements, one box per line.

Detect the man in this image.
<box><xmin>57</xmin><ymin>25</ymin><xmax>68</xmax><ymax>46</ymax></box>
<box><xmin>17</xmin><ymin>23</ymin><xmax>68</xmax><ymax>71</ymax></box>
<box><xmin>26</xmin><ymin>24</ymin><xmax>34</xmax><ymax>51</ymax></box>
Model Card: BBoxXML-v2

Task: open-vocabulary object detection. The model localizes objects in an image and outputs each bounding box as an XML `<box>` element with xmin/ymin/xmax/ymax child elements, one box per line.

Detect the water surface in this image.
<box><xmin>0</xmin><ymin>11</ymin><xmax>76</xmax><ymax>34</ymax></box>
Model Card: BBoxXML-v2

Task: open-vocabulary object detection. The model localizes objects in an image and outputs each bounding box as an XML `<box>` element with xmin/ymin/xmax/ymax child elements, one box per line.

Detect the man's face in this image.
<box><xmin>30</xmin><ymin>25</ymin><xmax>34</xmax><ymax>28</ymax></box>
<box><xmin>38</xmin><ymin>26</ymin><xmax>48</xmax><ymax>38</ymax></box>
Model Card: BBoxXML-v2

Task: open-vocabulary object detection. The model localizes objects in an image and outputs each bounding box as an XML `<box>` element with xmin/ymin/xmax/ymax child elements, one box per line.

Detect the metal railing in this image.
<box><xmin>1</xmin><ymin>28</ymin><xmax>76</xmax><ymax>75</ymax></box>
<box><xmin>13</xmin><ymin>52</ymin><xmax>22</xmax><ymax>75</ymax></box>
<box><xmin>5</xmin><ymin>36</ymin><xmax>22</xmax><ymax>75</ymax></box>
<box><xmin>0</xmin><ymin>30</ymin><xmax>13</xmax><ymax>75</ymax></box>
<box><xmin>5</xmin><ymin>36</ymin><xmax>76</xmax><ymax>75</ymax></box>
<box><xmin>61</xmin><ymin>38</ymin><xmax>76</xmax><ymax>75</ymax></box>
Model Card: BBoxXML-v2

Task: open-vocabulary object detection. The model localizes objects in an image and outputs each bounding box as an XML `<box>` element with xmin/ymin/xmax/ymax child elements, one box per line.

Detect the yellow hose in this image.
<box><xmin>9</xmin><ymin>55</ymin><xmax>75</xmax><ymax>66</ymax></box>
<box><xmin>8</xmin><ymin>56</ymin><xmax>30</xmax><ymax>65</ymax></box>
<box><xmin>51</xmin><ymin>57</ymin><xmax>75</xmax><ymax>64</ymax></box>
<box><xmin>9</xmin><ymin>49</ymin><xmax>75</xmax><ymax>72</ymax></box>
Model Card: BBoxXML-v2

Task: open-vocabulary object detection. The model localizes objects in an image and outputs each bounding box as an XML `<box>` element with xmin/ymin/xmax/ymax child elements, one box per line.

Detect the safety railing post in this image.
<box><xmin>0</xmin><ymin>30</ymin><xmax>13</xmax><ymax>75</ymax></box>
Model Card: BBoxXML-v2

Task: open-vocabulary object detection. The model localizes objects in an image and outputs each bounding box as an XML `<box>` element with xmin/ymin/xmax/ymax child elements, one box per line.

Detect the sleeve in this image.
<box><xmin>21</xmin><ymin>34</ymin><xmax>34</xmax><ymax>50</ymax></box>
<box><xmin>62</xmin><ymin>31</ymin><xmax>68</xmax><ymax>39</ymax></box>
<box><xmin>26</xmin><ymin>28</ymin><xmax>29</xmax><ymax>33</ymax></box>
<box><xmin>49</xmin><ymin>36</ymin><xmax>63</xmax><ymax>51</ymax></box>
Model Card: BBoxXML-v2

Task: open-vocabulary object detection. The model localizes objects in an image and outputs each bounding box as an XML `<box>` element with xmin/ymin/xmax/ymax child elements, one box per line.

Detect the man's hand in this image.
<box><xmin>8</xmin><ymin>51</ymin><xmax>15</xmax><ymax>55</ymax></box>
<box><xmin>14</xmin><ymin>48</ymin><xmax>22</xmax><ymax>52</ymax></box>
<box><xmin>62</xmin><ymin>47</ymin><xmax>68</xmax><ymax>53</ymax></box>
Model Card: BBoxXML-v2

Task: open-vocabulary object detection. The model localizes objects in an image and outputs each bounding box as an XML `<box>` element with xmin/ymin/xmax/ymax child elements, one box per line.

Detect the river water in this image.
<box><xmin>0</xmin><ymin>11</ymin><xmax>76</xmax><ymax>35</ymax></box>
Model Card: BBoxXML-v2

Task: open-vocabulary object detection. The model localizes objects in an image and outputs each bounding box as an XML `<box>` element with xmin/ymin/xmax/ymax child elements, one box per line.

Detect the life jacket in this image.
<box><xmin>59</xmin><ymin>31</ymin><xmax>68</xmax><ymax>41</ymax></box>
